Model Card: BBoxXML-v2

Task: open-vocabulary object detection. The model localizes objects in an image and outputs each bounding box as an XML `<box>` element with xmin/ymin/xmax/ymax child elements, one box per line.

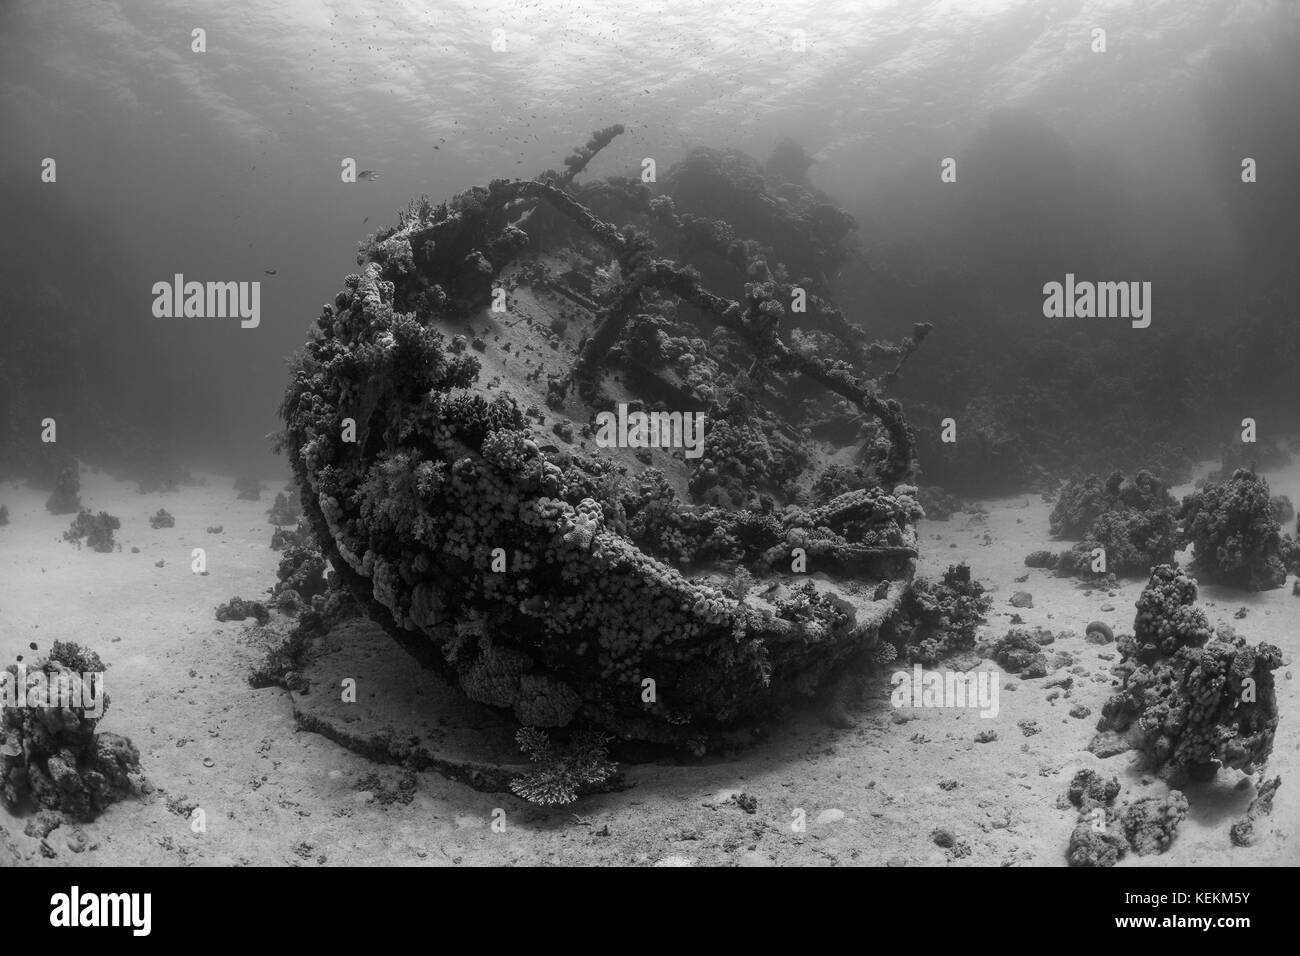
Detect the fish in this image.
<box><xmin>362</xmin><ymin>217</ymin><xmax>369</xmax><ymax>223</ymax></box>
<box><xmin>264</xmin><ymin>269</ymin><xmax>278</xmax><ymax>275</ymax></box>
<box><xmin>357</xmin><ymin>169</ymin><xmax>379</xmax><ymax>181</ymax></box>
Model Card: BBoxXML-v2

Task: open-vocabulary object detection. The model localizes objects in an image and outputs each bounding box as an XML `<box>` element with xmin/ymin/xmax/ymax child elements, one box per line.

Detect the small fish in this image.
<box><xmin>357</xmin><ymin>169</ymin><xmax>379</xmax><ymax>181</ymax></box>
<box><xmin>362</xmin><ymin>216</ymin><xmax>369</xmax><ymax>223</ymax></box>
<box><xmin>264</xmin><ymin>269</ymin><xmax>277</xmax><ymax>275</ymax></box>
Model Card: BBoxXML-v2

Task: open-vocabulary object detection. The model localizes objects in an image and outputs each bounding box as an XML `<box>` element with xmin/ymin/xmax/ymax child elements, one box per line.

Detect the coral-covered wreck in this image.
<box><xmin>280</xmin><ymin>126</ymin><xmax>930</xmax><ymax>752</ymax></box>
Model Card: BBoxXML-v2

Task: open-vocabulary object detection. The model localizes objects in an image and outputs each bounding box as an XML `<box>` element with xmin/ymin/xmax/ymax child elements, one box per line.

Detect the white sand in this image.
<box><xmin>1</xmin><ymin>460</ymin><xmax>1295</xmax><ymax>866</ymax></box>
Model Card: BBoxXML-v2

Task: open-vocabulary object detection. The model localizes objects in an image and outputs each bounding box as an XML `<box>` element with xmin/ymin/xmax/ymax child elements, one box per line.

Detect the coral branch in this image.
<box><xmin>555</xmin><ymin>124</ymin><xmax>625</xmax><ymax>188</ymax></box>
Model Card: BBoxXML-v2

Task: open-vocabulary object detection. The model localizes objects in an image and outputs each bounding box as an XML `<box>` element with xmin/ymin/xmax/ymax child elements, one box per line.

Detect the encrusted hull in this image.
<box><xmin>282</xmin><ymin>130</ymin><xmax>925</xmax><ymax>749</ymax></box>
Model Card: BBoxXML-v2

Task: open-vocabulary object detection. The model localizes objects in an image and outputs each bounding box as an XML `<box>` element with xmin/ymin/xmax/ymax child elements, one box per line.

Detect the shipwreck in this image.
<box><xmin>280</xmin><ymin>126</ymin><xmax>932</xmax><ymax>755</ymax></box>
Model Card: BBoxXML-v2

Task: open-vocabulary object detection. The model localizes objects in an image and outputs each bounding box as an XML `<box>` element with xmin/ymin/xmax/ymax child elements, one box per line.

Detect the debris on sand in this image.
<box><xmin>1084</xmin><ymin>621</ymin><xmax>1114</xmax><ymax>644</ymax></box>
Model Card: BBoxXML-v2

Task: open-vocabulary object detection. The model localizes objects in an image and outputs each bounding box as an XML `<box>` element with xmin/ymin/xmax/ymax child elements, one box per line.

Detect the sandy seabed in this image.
<box><xmin>1</xmin><ymin>459</ymin><xmax>1296</xmax><ymax>867</ymax></box>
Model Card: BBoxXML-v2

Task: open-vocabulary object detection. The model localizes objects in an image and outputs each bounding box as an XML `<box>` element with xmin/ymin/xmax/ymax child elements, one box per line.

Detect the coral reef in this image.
<box><xmin>215</xmin><ymin>597</ymin><xmax>271</xmax><ymax>625</ymax></box>
<box><xmin>271</xmin><ymin>516</ymin><xmax>315</xmax><ymax>551</ymax></box>
<box><xmin>148</xmin><ymin>508</ymin><xmax>174</xmax><ymax>529</ymax></box>
<box><xmin>267</xmin><ymin>489</ymin><xmax>302</xmax><ymax>527</ymax></box>
<box><xmin>657</xmin><ymin>144</ymin><xmax>855</xmax><ymax>288</ymax></box>
<box><xmin>916</xmin><ymin>485</ymin><xmax>963</xmax><ymax>521</ymax></box>
<box><xmin>1128</xmin><ymin>564</ymin><xmax>1212</xmax><ymax>661</ymax></box>
<box><xmin>1066</xmin><ymin>819</ymin><xmax>1128</xmax><ymax>868</ymax></box>
<box><xmin>62</xmin><ymin>510</ymin><xmax>120</xmax><ymax>552</ymax></box>
<box><xmin>0</xmin><ymin>642</ymin><xmax>145</xmax><ymax>822</ymax></box>
<box><xmin>882</xmin><ymin>247</ymin><xmax>1251</xmax><ymax>499</ymax></box>
<box><xmin>273</xmin><ymin>588</ymin><xmax>303</xmax><ymax>615</ymax></box>
<box><xmin>1024</xmin><ymin>549</ymin><xmax>1057</xmax><ymax>570</ymax></box>
<box><xmin>1066</xmin><ymin>769</ymin><xmax>1120</xmax><ymax>810</ymax></box>
<box><xmin>1050</xmin><ymin>474</ymin><xmax>1115</xmax><ymax>538</ymax></box>
<box><xmin>1121</xmin><ymin>792</ymin><xmax>1189</xmax><ymax>855</ymax></box>
<box><xmin>1269</xmin><ymin>494</ymin><xmax>1294</xmax><ymax>526</ymax></box>
<box><xmin>274</xmin><ymin>545</ymin><xmax>328</xmax><ymax>602</ymax></box>
<box><xmin>1206</xmin><ymin>437</ymin><xmax>1291</xmax><ymax>484</ymax></box>
<box><xmin>1063</xmin><ymin>769</ymin><xmax>1188</xmax><ymax>865</ymax></box>
<box><xmin>44</xmin><ymin>461</ymin><xmax>81</xmax><ymax>515</ymax></box>
<box><xmin>893</xmin><ymin>563</ymin><xmax>991</xmax><ymax>665</ymax></box>
<box><xmin>1095</xmin><ymin>565</ymin><xmax>1281</xmax><ymax>781</ymax></box>
<box><xmin>249</xmin><ymin>587</ymin><xmax>361</xmax><ymax>692</ymax></box>
<box><xmin>1067</xmin><ymin>508</ymin><xmax>1178</xmax><ymax>578</ymax></box>
<box><xmin>1040</xmin><ymin>471</ymin><xmax>1178</xmax><ymax>579</ymax></box>
<box><xmin>1064</xmin><ymin>770</ymin><xmax>1127</xmax><ymax>867</ymax></box>
<box><xmin>508</xmin><ymin>727</ymin><xmax>617</xmax><ymax>805</ymax></box>
<box><xmin>1229</xmin><ymin>776</ymin><xmax>1281</xmax><ymax>847</ymax></box>
<box><xmin>764</xmin><ymin>137</ymin><xmax>815</xmax><ymax>186</ymax></box>
<box><xmin>912</xmin><ymin>396</ymin><xmax>1039</xmax><ymax>497</ymax></box>
<box><xmin>234</xmin><ymin>476</ymin><xmax>263</xmax><ymax>501</ymax></box>
<box><xmin>1178</xmin><ymin>469</ymin><xmax>1286</xmax><ymax>590</ymax></box>
<box><xmin>988</xmin><ymin>628</ymin><xmax>1049</xmax><ymax>678</ymax></box>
